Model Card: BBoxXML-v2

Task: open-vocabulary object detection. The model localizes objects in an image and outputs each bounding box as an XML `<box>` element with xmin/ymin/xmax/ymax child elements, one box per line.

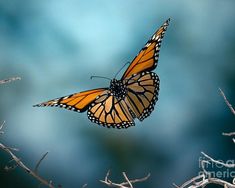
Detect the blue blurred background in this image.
<box><xmin>0</xmin><ymin>0</ymin><xmax>235</xmax><ymax>187</ymax></box>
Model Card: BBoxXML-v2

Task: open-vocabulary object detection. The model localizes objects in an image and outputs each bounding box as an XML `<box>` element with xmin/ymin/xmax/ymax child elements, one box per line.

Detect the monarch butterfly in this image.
<box><xmin>34</xmin><ymin>18</ymin><xmax>170</xmax><ymax>129</ymax></box>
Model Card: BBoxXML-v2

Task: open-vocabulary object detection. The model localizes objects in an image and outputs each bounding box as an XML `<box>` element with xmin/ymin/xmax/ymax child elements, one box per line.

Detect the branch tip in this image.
<box><xmin>35</xmin><ymin>151</ymin><xmax>49</xmax><ymax>174</ymax></box>
<box><xmin>219</xmin><ymin>88</ymin><xmax>235</xmax><ymax>115</ymax></box>
<box><xmin>101</xmin><ymin>170</ymin><xmax>150</xmax><ymax>188</ymax></box>
<box><xmin>0</xmin><ymin>77</ymin><xmax>21</xmax><ymax>85</ymax></box>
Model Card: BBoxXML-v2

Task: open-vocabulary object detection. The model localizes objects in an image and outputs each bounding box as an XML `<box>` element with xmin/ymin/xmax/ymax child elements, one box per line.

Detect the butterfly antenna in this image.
<box><xmin>114</xmin><ymin>61</ymin><xmax>130</xmax><ymax>78</ymax></box>
<box><xmin>90</xmin><ymin>76</ymin><xmax>112</xmax><ymax>81</ymax></box>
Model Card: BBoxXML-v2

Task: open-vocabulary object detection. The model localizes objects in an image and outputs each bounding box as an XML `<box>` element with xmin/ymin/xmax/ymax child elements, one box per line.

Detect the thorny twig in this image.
<box><xmin>0</xmin><ymin>77</ymin><xmax>21</xmax><ymax>84</ymax></box>
<box><xmin>100</xmin><ymin>170</ymin><xmax>150</xmax><ymax>188</ymax></box>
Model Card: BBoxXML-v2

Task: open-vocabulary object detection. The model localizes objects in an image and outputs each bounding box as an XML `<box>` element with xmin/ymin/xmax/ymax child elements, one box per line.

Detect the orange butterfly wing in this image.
<box><xmin>34</xmin><ymin>88</ymin><xmax>107</xmax><ymax>112</ymax></box>
<box><xmin>87</xmin><ymin>91</ymin><xmax>135</xmax><ymax>128</ymax></box>
<box><xmin>122</xmin><ymin>18</ymin><xmax>170</xmax><ymax>79</ymax></box>
<box><xmin>124</xmin><ymin>72</ymin><xmax>159</xmax><ymax>121</ymax></box>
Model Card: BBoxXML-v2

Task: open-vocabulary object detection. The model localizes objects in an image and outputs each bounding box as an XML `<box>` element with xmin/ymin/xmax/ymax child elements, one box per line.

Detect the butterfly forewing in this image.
<box><xmin>122</xmin><ymin>18</ymin><xmax>170</xmax><ymax>79</ymax></box>
<box><xmin>34</xmin><ymin>88</ymin><xmax>107</xmax><ymax>112</ymax></box>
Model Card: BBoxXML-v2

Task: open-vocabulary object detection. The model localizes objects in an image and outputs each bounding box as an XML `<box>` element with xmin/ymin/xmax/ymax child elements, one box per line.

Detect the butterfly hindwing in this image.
<box><xmin>87</xmin><ymin>91</ymin><xmax>135</xmax><ymax>128</ymax></box>
<box><xmin>124</xmin><ymin>72</ymin><xmax>160</xmax><ymax>121</ymax></box>
<box><xmin>34</xmin><ymin>88</ymin><xmax>107</xmax><ymax>112</ymax></box>
<box><xmin>122</xmin><ymin>18</ymin><xmax>170</xmax><ymax>79</ymax></box>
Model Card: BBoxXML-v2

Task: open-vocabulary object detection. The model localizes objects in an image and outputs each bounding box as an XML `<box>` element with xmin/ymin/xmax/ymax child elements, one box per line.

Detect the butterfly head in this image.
<box><xmin>110</xmin><ymin>79</ymin><xmax>127</xmax><ymax>100</ymax></box>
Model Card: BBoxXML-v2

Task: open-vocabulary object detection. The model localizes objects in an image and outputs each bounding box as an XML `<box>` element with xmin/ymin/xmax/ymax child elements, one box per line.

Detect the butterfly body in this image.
<box><xmin>109</xmin><ymin>79</ymin><xmax>127</xmax><ymax>100</ymax></box>
<box><xmin>34</xmin><ymin>19</ymin><xmax>170</xmax><ymax>129</ymax></box>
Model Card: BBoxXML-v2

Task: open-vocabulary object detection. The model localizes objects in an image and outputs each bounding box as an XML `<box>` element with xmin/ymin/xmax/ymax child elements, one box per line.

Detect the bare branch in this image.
<box><xmin>100</xmin><ymin>170</ymin><xmax>150</xmax><ymax>188</ymax></box>
<box><xmin>201</xmin><ymin>152</ymin><xmax>235</xmax><ymax>168</ymax></box>
<box><xmin>175</xmin><ymin>175</ymin><xmax>235</xmax><ymax>188</ymax></box>
<box><xmin>219</xmin><ymin>88</ymin><xmax>235</xmax><ymax>115</ymax></box>
<box><xmin>175</xmin><ymin>152</ymin><xmax>235</xmax><ymax>188</ymax></box>
<box><xmin>175</xmin><ymin>89</ymin><xmax>235</xmax><ymax>188</ymax></box>
<box><xmin>0</xmin><ymin>142</ymin><xmax>55</xmax><ymax>187</ymax></box>
<box><xmin>0</xmin><ymin>123</ymin><xmax>55</xmax><ymax>188</ymax></box>
<box><xmin>0</xmin><ymin>77</ymin><xmax>66</xmax><ymax>187</ymax></box>
<box><xmin>0</xmin><ymin>77</ymin><xmax>21</xmax><ymax>85</ymax></box>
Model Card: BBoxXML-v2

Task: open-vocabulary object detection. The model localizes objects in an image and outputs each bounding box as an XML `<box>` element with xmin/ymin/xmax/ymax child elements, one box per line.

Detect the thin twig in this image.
<box><xmin>219</xmin><ymin>88</ymin><xmax>235</xmax><ymax>115</ymax></box>
<box><xmin>0</xmin><ymin>121</ymin><xmax>5</xmax><ymax>134</ymax></box>
<box><xmin>122</xmin><ymin>172</ymin><xmax>133</xmax><ymax>188</ymax></box>
<box><xmin>201</xmin><ymin>151</ymin><xmax>235</xmax><ymax>168</ymax></box>
<box><xmin>35</xmin><ymin>151</ymin><xmax>49</xmax><ymax>174</ymax></box>
<box><xmin>4</xmin><ymin>146</ymin><xmax>19</xmax><ymax>151</ymax></box>
<box><xmin>223</xmin><ymin>132</ymin><xmax>235</xmax><ymax>136</ymax></box>
<box><xmin>172</xmin><ymin>183</ymin><xmax>180</xmax><ymax>188</ymax></box>
<box><xmin>173</xmin><ymin>174</ymin><xmax>205</xmax><ymax>188</ymax></box>
<box><xmin>219</xmin><ymin>88</ymin><xmax>235</xmax><ymax>142</ymax></box>
<box><xmin>0</xmin><ymin>77</ymin><xmax>21</xmax><ymax>85</ymax></box>
<box><xmin>82</xmin><ymin>183</ymin><xmax>88</xmax><ymax>188</ymax></box>
<box><xmin>100</xmin><ymin>170</ymin><xmax>150</xmax><ymax>188</ymax></box>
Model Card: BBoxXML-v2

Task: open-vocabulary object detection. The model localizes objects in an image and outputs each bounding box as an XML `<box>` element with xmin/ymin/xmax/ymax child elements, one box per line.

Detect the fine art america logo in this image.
<box><xmin>199</xmin><ymin>156</ymin><xmax>235</xmax><ymax>179</ymax></box>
